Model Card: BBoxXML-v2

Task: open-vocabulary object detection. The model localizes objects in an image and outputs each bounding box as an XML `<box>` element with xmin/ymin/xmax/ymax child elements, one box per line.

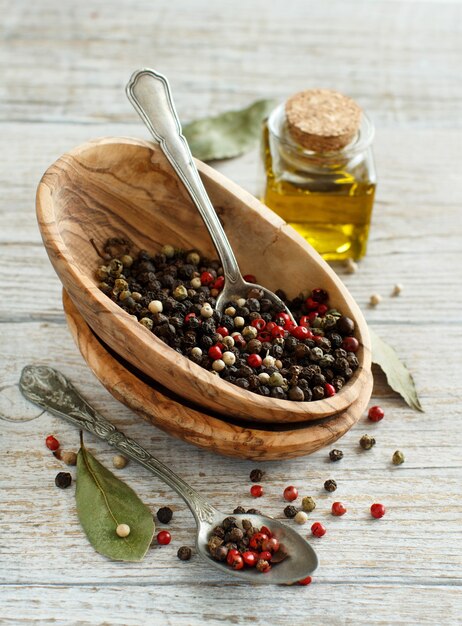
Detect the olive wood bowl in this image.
<box><xmin>37</xmin><ymin>137</ymin><xmax>371</xmax><ymax>423</ymax></box>
<box><xmin>63</xmin><ymin>291</ymin><xmax>372</xmax><ymax>460</ymax></box>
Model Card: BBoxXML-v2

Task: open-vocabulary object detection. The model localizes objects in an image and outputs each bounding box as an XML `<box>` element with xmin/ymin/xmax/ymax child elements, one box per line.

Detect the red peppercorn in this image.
<box><xmin>265</xmin><ymin>321</ymin><xmax>277</xmax><ymax>333</ymax></box>
<box><xmin>242</xmin><ymin>551</ymin><xmax>258</xmax><ymax>567</ymax></box>
<box><xmin>200</xmin><ymin>271</ymin><xmax>214</xmax><ymax>286</ymax></box>
<box><xmin>275</xmin><ymin>312</ymin><xmax>290</xmax><ymax>325</ymax></box>
<box><xmin>283</xmin><ymin>486</ymin><xmax>298</xmax><ymax>502</ymax></box>
<box><xmin>243</xmin><ymin>274</ymin><xmax>257</xmax><ymax>283</ymax></box>
<box><xmin>233</xmin><ymin>334</ymin><xmax>246</xmax><ymax>349</ymax></box>
<box><xmin>157</xmin><ymin>530</ymin><xmax>171</xmax><ymax>545</ymax></box>
<box><xmin>251</xmin><ymin>318</ymin><xmax>266</xmax><ymax>331</ymax></box>
<box><xmin>368</xmin><ymin>406</ymin><xmax>385</xmax><ymax>422</ymax></box>
<box><xmin>185</xmin><ymin>312</ymin><xmax>196</xmax><ymax>323</ymax></box>
<box><xmin>250</xmin><ymin>484</ymin><xmax>263</xmax><ymax>498</ymax></box>
<box><xmin>247</xmin><ymin>354</ymin><xmax>262</xmax><ymax>368</ymax></box>
<box><xmin>311</xmin><ymin>522</ymin><xmax>326</xmax><ymax>537</ymax></box>
<box><xmin>298</xmin><ymin>576</ymin><xmax>313</xmax><ymax>586</ymax></box>
<box><xmin>271</xmin><ymin>325</ymin><xmax>285</xmax><ymax>339</ymax></box>
<box><xmin>299</xmin><ymin>315</ymin><xmax>311</xmax><ymax>328</ymax></box>
<box><xmin>258</xmin><ymin>550</ymin><xmax>272</xmax><ymax>562</ymax></box>
<box><xmin>227</xmin><ymin>548</ymin><xmax>240</xmax><ymax>565</ymax></box>
<box><xmin>284</xmin><ymin>320</ymin><xmax>297</xmax><ymax>332</ymax></box>
<box><xmin>260</xmin><ymin>525</ymin><xmax>272</xmax><ymax>538</ymax></box>
<box><xmin>305</xmin><ymin>297</ymin><xmax>318</xmax><ymax>311</ymax></box>
<box><xmin>45</xmin><ymin>435</ymin><xmax>60</xmax><ymax>451</ymax></box>
<box><xmin>324</xmin><ymin>383</ymin><xmax>336</xmax><ymax>398</ymax></box>
<box><xmin>291</xmin><ymin>325</ymin><xmax>310</xmax><ymax>340</ymax></box>
<box><xmin>332</xmin><ymin>502</ymin><xmax>347</xmax><ymax>516</ymax></box>
<box><xmin>231</xmin><ymin>554</ymin><xmax>244</xmax><ymax>570</ymax></box>
<box><xmin>212</xmin><ymin>276</ymin><xmax>225</xmax><ymax>290</ymax></box>
<box><xmin>317</xmin><ymin>304</ymin><xmax>328</xmax><ymax>316</ymax></box>
<box><xmin>262</xmin><ymin>537</ymin><xmax>280</xmax><ymax>553</ymax></box>
<box><xmin>216</xmin><ymin>326</ymin><xmax>229</xmax><ymax>337</ymax></box>
<box><xmin>249</xmin><ymin>532</ymin><xmax>269</xmax><ymax>550</ymax></box>
<box><xmin>208</xmin><ymin>345</ymin><xmax>223</xmax><ymax>360</ymax></box>
<box><xmin>308</xmin><ymin>311</ymin><xmax>318</xmax><ymax>324</ymax></box>
<box><xmin>342</xmin><ymin>336</ymin><xmax>359</xmax><ymax>352</ymax></box>
<box><xmin>257</xmin><ymin>331</ymin><xmax>271</xmax><ymax>343</ymax></box>
<box><xmin>370</xmin><ymin>503</ymin><xmax>386</xmax><ymax>519</ymax></box>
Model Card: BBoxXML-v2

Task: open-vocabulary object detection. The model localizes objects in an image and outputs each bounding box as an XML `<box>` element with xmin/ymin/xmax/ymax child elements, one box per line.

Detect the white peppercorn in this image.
<box><xmin>148</xmin><ymin>300</ymin><xmax>163</xmax><ymax>314</ymax></box>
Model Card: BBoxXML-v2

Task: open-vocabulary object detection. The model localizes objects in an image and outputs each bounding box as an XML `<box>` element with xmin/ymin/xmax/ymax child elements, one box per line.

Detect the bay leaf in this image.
<box><xmin>76</xmin><ymin>437</ymin><xmax>155</xmax><ymax>561</ymax></box>
<box><xmin>370</xmin><ymin>328</ymin><xmax>423</xmax><ymax>412</ymax></box>
<box><xmin>183</xmin><ymin>99</ymin><xmax>277</xmax><ymax>161</ymax></box>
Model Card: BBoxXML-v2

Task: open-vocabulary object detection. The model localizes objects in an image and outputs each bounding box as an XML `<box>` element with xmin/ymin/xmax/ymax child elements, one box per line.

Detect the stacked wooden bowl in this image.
<box><xmin>36</xmin><ymin>137</ymin><xmax>372</xmax><ymax>460</ymax></box>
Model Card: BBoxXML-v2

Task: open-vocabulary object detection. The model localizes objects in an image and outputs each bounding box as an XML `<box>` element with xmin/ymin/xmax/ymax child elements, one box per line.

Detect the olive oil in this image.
<box><xmin>260</xmin><ymin>94</ymin><xmax>376</xmax><ymax>261</ymax></box>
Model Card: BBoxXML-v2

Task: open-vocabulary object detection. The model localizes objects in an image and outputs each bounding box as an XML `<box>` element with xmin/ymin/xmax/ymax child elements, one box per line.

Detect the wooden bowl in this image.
<box><xmin>63</xmin><ymin>291</ymin><xmax>372</xmax><ymax>460</ymax></box>
<box><xmin>37</xmin><ymin>136</ymin><xmax>371</xmax><ymax>423</ymax></box>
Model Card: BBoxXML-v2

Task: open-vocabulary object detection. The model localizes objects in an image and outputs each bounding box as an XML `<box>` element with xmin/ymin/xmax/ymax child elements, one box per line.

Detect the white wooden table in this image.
<box><xmin>1</xmin><ymin>1</ymin><xmax>461</xmax><ymax>624</ymax></box>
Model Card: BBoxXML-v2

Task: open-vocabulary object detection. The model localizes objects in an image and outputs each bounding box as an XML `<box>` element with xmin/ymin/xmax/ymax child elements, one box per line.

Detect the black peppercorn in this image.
<box><xmin>213</xmin><ymin>545</ymin><xmax>228</xmax><ymax>562</ymax></box>
<box><xmin>284</xmin><ymin>505</ymin><xmax>298</xmax><ymax>518</ymax></box>
<box><xmin>233</xmin><ymin>505</ymin><xmax>246</xmax><ymax>514</ymax></box>
<box><xmin>336</xmin><ymin>315</ymin><xmax>355</xmax><ymax>336</ymax></box>
<box><xmin>211</xmin><ymin>525</ymin><xmax>225</xmax><ymax>539</ymax></box>
<box><xmin>225</xmin><ymin>528</ymin><xmax>244</xmax><ymax>542</ymax></box>
<box><xmin>246</xmin><ymin>508</ymin><xmax>262</xmax><ymax>515</ymax></box>
<box><xmin>222</xmin><ymin>516</ymin><xmax>237</xmax><ymax>530</ymax></box>
<box><xmin>329</xmin><ymin>449</ymin><xmax>344</xmax><ymax>462</ymax></box>
<box><xmin>177</xmin><ymin>546</ymin><xmax>192</xmax><ymax>561</ymax></box>
<box><xmin>55</xmin><ymin>472</ymin><xmax>72</xmax><ymax>489</ymax></box>
<box><xmin>324</xmin><ymin>479</ymin><xmax>337</xmax><ymax>492</ymax></box>
<box><xmin>156</xmin><ymin>506</ymin><xmax>173</xmax><ymax>524</ymax></box>
<box><xmin>249</xmin><ymin>468</ymin><xmax>265</xmax><ymax>482</ymax></box>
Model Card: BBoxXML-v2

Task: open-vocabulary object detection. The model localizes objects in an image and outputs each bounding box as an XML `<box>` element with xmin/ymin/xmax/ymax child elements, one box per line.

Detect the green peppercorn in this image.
<box><xmin>301</xmin><ymin>496</ymin><xmax>316</xmax><ymax>512</ymax></box>
<box><xmin>139</xmin><ymin>317</ymin><xmax>153</xmax><ymax>330</ymax></box>
<box><xmin>359</xmin><ymin>434</ymin><xmax>376</xmax><ymax>450</ymax></box>
<box><xmin>173</xmin><ymin>285</ymin><xmax>188</xmax><ymax>301</ymax></box>
<box><xmin>108</xmin><ymin>258</ymin><xmax>123</xmax><ymax>277</ymax></box>
<box><xmin>269</xmin><ymin>372</ymin><xmax>284</xmax><ymax>387</ymax></box>
<box><xmin>392</xmin><ymin>450</ymin><xmax>405</xmax><ymax>465</ymax></box>
<box><xmin>162</xmin><ymin>244</ymin><xmax>175</xmax><ymax>258</ymax></box>
<box><xmin>121</xmin><ymin>254</ymin><xmax>133</xmax><ymax>268</ymax></box>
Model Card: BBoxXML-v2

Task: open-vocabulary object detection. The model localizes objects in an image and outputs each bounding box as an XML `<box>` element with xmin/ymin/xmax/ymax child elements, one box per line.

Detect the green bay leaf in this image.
<box><xmin>76</xmin><ymin>441</ymin><xmax>155</xmax><ymax>561</ymax></box>
<box><xmin>370</xmin><ymin>328</ymin><xmax>423</xmax><ymax>412</ymax></box>
<box><xmin>183</xmin><ymin>98</ymin><xmax>277</xmax><ymax>161</ymax></box>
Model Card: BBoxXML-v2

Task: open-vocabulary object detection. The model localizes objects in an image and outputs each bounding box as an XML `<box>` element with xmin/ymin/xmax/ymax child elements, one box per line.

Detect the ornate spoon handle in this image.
<box><xmin>126</xmin><ymin>68</ymin><xmax>242</xmax><ymax>287</ymax></box>
<box><xmin>19</xmin><ymin>365</ymin><xmax>217</xmax><ymax>524</ymax></box>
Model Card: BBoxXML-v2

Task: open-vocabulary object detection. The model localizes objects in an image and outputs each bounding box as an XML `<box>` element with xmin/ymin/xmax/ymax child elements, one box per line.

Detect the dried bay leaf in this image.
<box><xmin>76</xmin><ymin>436</ymin><xmax>155</xmax><ymax>561</ymax></box>
<box><xmin>370</xmin><ymin>328</ymin><xmax>423</xmax><ymax>412</ymax></box>
<box><xmin>183</xmin><ymin>99</ymin><xmax>277</xmax><ymax>161</ymax></box>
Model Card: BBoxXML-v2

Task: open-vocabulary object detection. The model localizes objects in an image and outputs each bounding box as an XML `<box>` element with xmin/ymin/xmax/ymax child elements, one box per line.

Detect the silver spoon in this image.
<box><xmin>126</xmin><ymin>68</ymin><xmax>294</xmax><ymax>322</ymax></box>
<box><xmin>20</xmin><ymin>365</ymin><xmax>318</xmax><ymax>584</ymax></box>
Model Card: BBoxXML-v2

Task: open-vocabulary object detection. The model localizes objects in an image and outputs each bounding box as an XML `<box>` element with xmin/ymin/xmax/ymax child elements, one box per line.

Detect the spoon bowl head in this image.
<box><xmin>36</xmin><ymin>136</ymin><xmax>370</xmax><ymax>424</ymax></box>
<box><xmin>197</xmin><ymin>512</ymin><xmax>318</xmax><ymax>585</ymax></box>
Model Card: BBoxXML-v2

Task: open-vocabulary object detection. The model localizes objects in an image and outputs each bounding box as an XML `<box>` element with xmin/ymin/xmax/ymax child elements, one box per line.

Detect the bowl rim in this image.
<box><xmin>36</xmin><ymin>136</ymin><xmax>371</xmax><ymax>423</ymax></box>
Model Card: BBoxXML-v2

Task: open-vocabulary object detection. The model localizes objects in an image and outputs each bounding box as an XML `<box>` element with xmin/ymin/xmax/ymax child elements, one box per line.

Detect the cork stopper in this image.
<box><xmin>285</xmin><ymin>89</ymin><xmax>362</xmax><ymax>152</ymax></box>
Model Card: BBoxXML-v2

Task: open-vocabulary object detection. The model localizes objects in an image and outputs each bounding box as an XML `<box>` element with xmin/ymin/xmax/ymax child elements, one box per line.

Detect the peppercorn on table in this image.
<box><xmin>1</xmin><ymin>1</ymin><xmax>462</xmax><ymax>624</ymax></box>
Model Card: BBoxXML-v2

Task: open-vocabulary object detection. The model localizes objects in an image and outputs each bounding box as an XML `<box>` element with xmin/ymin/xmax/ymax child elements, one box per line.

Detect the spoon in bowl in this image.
<box><xmin>126</xmin><ymin>68</ymin><xmax>295</xmax><ymax>322</ymax></box>
<box><xmin>20</xmin><ymin>365</ymin><xmax>318</xmax><ymax>584</ymax></box>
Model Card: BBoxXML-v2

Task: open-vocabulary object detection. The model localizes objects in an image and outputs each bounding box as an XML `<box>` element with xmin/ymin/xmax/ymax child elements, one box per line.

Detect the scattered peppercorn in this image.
<box><xmin>46</xmin><ymin>435</ymin><xmax>60</xmax><ymax>451</ymax></box>
<box><xmin>59</xmin><ymin>450</ymin><xmax>77</xmax><ymax>466</ymax></box>
<box><xmin>329</xmin><ymin>449</ymin><xmax>343</xmax><ymax>462</ymax></box>
<box><xmin>324</xmin><ymin>479</ymin><xmax>337</xmax><ymax>492</ymax></box>
<box><xmin>368</xmin><ymin>405</ymin><xmax>384</xmax><ymax>422</ymax></box>
<box><xmin>294</xmin><ymin>511</ymin><xmax>308</xmax><ymax>525</ymax></box>
<box><xmin>116</xmin><ymin>523</ymin><xmax>131</xmax><ymax>538</ymax></box>
<box><xmin>370</xmin><ymin>503</ymin><xmax>386</xmax><ymax>519</ymax></box>
<box><xmin>249</xmin><ymin>468</ymin><xmax>265</xmax><ymax>482</ymax></box>
<box><xmin>283</xmin><ymin>485</ymin><xmax>298</xmax><ymax>502</ymax></box>
<box><xmin>157</xmin><ymin>530</ymin><xmax>172</xmax><ymax>545</ymax></box>
<box><xmin>112</xmin><ymin>454</ymin><xmax>128</xmax><ymax>469</ymax></box>
<box><xmin>250</xmin><ymin>485</ymin><xmax>263</xmax><ymax>498</ymax></box>
<box><xmin>331</xmin><ymin>502</ymin><xmax>347</xmax><ymax>516</ymax></box>
<box><xmin>156</xmin><ymin>506</ymin><xmax>174</xmax><ymax>524</ymax></box>
<box><xmin>301</xmin><ymin>496</ymin><xmax>316</xmax><ymax>512</ymax></box>
<box><xmin>284</xmin><ymin>505</ymin><xmax>298</xmax><ymax>518</ymax></box>
<box><xmin>369</xmin><ymin>293</ymin><xmax>382</xmax><ymax>306</ymax></box>
<box><xmin>233</xmin><ymin>506</ymin><xmax>246</xmax><ymax>514</ymax></box>
<box><xmin>391</xmin><ymin>283</ymin><xmax>403</xmax><ymax>296</ymax></box>
<box><xmin>392</xmin><ymin>450</ymin><xmax>405</xmax><ymax>465</ymax></box>
<box><xmin>177</xmin><ymin>546</ymin><xmax>192</xmax><ymax>561</ymax></box>
<box><xmin>360</xmin><ymin>434</ymin><xmax>376</xmax><ymax>450</ymax></box>
<box><xmin>311</xmin><ymin>522</ymin><xmax>326</xmax><ymax>537</ymax></box>
<box><xmin>298</xmin><ymin>576</ymin><xmax>313</xmax><ymax>585</ymax></box>
<box><xmin>55</xmin><ymin>472</ymin><xmax>72</xmax><ymax>489</ymax></box>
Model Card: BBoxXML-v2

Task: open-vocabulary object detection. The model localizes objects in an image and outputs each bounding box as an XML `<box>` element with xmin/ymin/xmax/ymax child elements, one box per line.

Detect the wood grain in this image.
<box><xmin>63</xmin><ymin>290</ymin><xmax>372</xmax><ymax>460</ymax></box>
<box><xmin>1</xmin><ymin>0</ymin><xmax>462</xmax><ymax>624</ymax></box>
<box><xmin>36</xmin><ymin>136</ymin><xmax>371</xmax><ymax>423</ymax></box>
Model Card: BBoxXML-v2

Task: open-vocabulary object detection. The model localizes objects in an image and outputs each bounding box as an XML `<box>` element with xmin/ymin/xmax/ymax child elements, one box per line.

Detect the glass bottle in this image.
<box><xmin>260</xmin><ymin>89</ymin><xmax>376</xmax><ymax>261</ymax></box>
